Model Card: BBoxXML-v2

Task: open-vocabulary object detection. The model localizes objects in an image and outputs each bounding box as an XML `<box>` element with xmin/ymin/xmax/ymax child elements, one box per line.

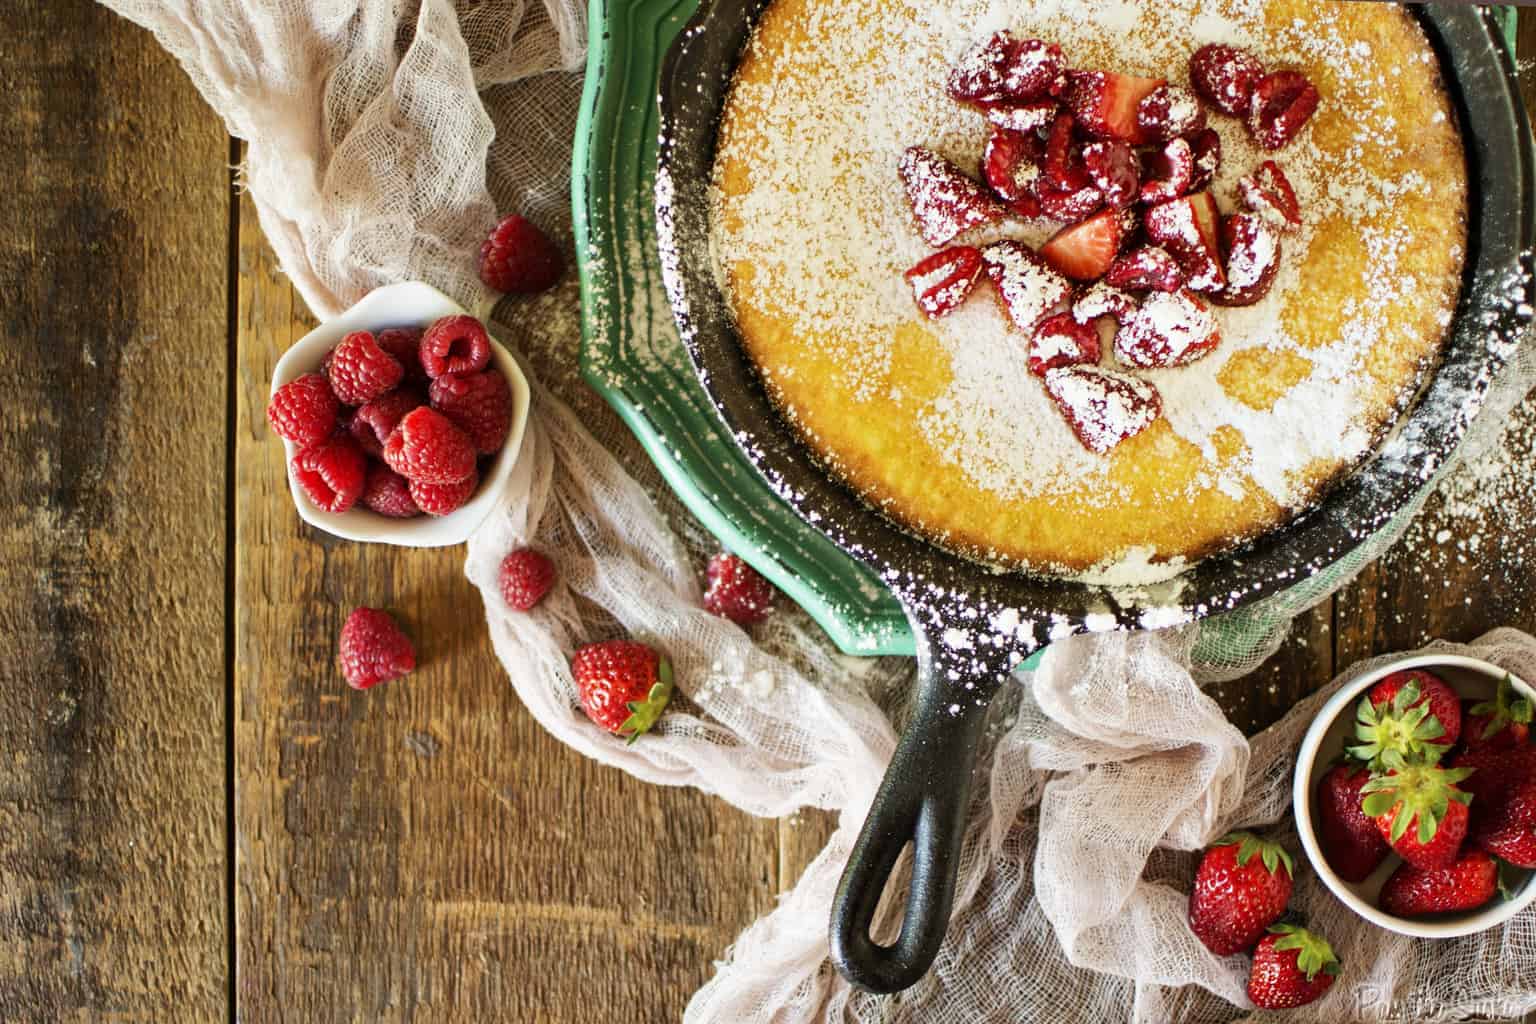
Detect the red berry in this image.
<box><xmin>1315</xmin><ymin>761</ymin><xmax>1390</xmax><ymax>883</ymax></box>
<box><xmin>375</xmin><ymin>326</ymin><xmax>427</xmax><ymax>382</ymax></box>
<box><xmin>1189</xmin><ymin>44</ymin><xmax>1265</xmax><ymax>117</ymax></box>
<box><xmin>420</xmin><ymin>314</ymin><xmax>492</xmax><ymax>379</ymax></box>
<box><xmin>1361</xmin><ymin>761</ymin><xmax>1473</xmax><ymax>871</ymax></box>
<box><xmin>979</xmin><ymin>240</ymin><xmax>1073</xmax><ymax>332</ymax></box>
<box><xmin>1188</xmin><ymin>832</ymin><xmax>1294</xmax><ymax>956</ymax></box>
<box><xmin>1144</xmin><ymin>192</ymin><xmax>1225</xmax><ymax>292</ymax></box>
<box><xmin>1380</xmin><ymin>847</ymin><xmax>1498</xmax><ymax>918</ymax></box>
<box><xmin>349</xmin><ymin>387</ymin><xmax>426</xmax><ymax>458</ymax></box>
<box><xmin>291</xmin><ymin>435</ymin><xmax>368</xmax><ymax>513</ymax></box>
<box><xmin>1463</xmin><ymin>675</ymin><xmax>1534</xmax><ymax>750</ymax></box>
<box><xmin>983</xmin><ymin>129</ymin><xmax>1045</xmax><ymax>209</ymax></box>
<box><xmin>1065</xmin><ymin>70</ymin><xmax>1166</xmax><ymax>144</ymax></box>
<box><xmin>267</xmin><ymin>372</ymin><xmax>340</xmax><ymax>449</ymax></box>
<box><xmin>1366</xmin><ymin>670</ymin><xmax>1463</xmax><ymax>751</ymax></box>
<box><xmin>1211</xmin><ymin>213</ymin><xmax>1282</xmax><ymax>308</ymax></box>
<box><xmin>338</xmin><ymin>607</ymin><xmax>416</xmax><ymax>690</ymax></box>
<box><xmin>1187</xmin><ymin>128</ymin><xmax>1223</xmax><ymax>192</ymax></box>
<box><xmin>361</xmin><ymin>463</ymin><xmax>420</xmax><ymax>518</ymax></box>
<box><xmin>1043</xmin><ymin>364</ymin><xmax>1161</xmax><ymax>455</ymax></box>
<box><xmin>1114</xmin><ymin>290</ymin><xmax>1221</xmax><ymax>369</ymax></box>
<box><xmin>703</xmin><ymin>552</ymin><xmax>776</xmax><ymax>626</ymax></box>
<box><xmin>899</xmin><ymin>146</ymin><xmax>1003</xmax><ymax>247</ymax></box>
<box><xmin>1028</xmin><ymin>312</ymin><xmax>1101</xmax><ymax>376</ymax></box>
<box><xmin>1039</xmin><ymin>208</ymin><xmax>1124</xmax><ymax>281</ymax></box>
<box><xmin>1449</xmin><ymin>746</ymin><xmax>1534</xmax><ymax>827</ymax></box>
<box><xmin>1105</xmin><ymin>246</ymin><xmax>1185</xmax><ymax>293</ymax></box>
<box><xmin>1247</xmin><ymin>926</ymin><xmax>1339</xmax><ymax>1010</ymax></box>
<box><xmin>1135</xmin><ymin>83</ymin><xmax>1206</xmax><ymax>143</ymax></box>
<box><xmin>947</xmin><ymin>33</ymin><xmax>1066</xmax><ymax>105</ymax></box>
<box><xmin>1080</xmin><ymin>140</ymin><xmax>1138</xmax><ymax>208</ymax></box>
<box><xmin>570</xmin><ymin>639</ymin><xmax>674</xmax><ymax>739</ymax></box>
<box><xmin>1237</xmin><ymin>160</ymin><xmax>1301</xmax><ymax>233</ymax></box>
<box><xmin>1477</xmin><ymin>823</ymin><xmax>1536</xmax><ymax>868</ymax></box>
<box><xmin>1038</xmin><ymin>181</ymin><xmax>1104</xmax><ymax>224</ymax></box>
<box><xmin>429</xmin><ymin>370</ymin><xmax>512</xmax><ymax>455</ymax></box>
<box><xmin>904</xmin><ymin>246</ymin><xmax>985</xmax><ymax>319</ymax></box>
<box><xmin>408</xmin><ymin>470</ymin><xmax>478</xmax><ymax>517</ymax></box>
<box><xmin>479</xmin><ymin>213</ymin><xmax>563</xmax><ymax>294</ymax></box>
<box><xmin>1248</xmin><ymin>70</ymin><xmax>1319</xmax><ymax>151</ymax></box>
<box><xmin>326</xmin><ymin>330</ymin><xmax>404</xmax><ymax>406</ymax></box>
<box><xmin>1138</xmin><ymin>137</ymin><xmax>1195</xmax><ymax>206</ymax></box>
<box><xmin>499</xmin><ymin>548</ymin><xmax>556</xmax><ymax>611</ymax></box>
<box><xmin>382</xmin><ymin>406</ymin><xmax>478</xmax><ymax>485</ymax></box>
<box><xmin>1042</xmin><ymin>112</ymin><xmax>1089</xmax><ymax>191</ymax></box>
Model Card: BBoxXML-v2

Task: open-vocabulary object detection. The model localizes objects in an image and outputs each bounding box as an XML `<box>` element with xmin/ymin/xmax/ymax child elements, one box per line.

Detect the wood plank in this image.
<box><xmin>233</xmin><ymin>186</ymin><xmax>780</xmax><ymax>1022</ymax></box>
<box><xmin>0</xmin><ymin>1</ymin><xmax>231</xmax><ymax>1020</ymax></box>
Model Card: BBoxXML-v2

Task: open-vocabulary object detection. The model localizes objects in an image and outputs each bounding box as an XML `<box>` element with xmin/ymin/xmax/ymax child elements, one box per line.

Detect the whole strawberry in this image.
<box><xmin>1360</xmin><ymin>758</ymin><xmax>1474</xmax><ymax>871</ymax></box>
<box><xmin>339</xmin><ymin>608</ymin><xmax>416</xmax><ymax>689</ymax></box>
<box><xmin>703</xmin><ymin>552</ymin><xmax>776</xmax><ymax>626</ymax></box>
<box><xmin>1188</xmin><ymin>832</ymin><xmax>1294</xmax><ymax>955</ymax></box>
<box><xmin>500</xmin><ymin>548</ymin><xmax>556</xmax><ymax>611</ymax></box>
<box><xmin>1464</xmin><ymin>675</ymin><xmax>1533</xmax><ymax>750</ymax></box>
<box><xmin>1380</xmin><ymin>847</ymin><xmax>1498</xmax><ymax>917</ymax></box>
<box><xmin>1350</xmin><ymin>671</ymin><xmax>1460</xmax><ymax>767</ymax></box>
<box><xmin>1247</xmin><ymin>925</ymin><xmax>1339</xmax><ymax>1010</ymax></box>
<box><xmin>571</xmin><ymin>639</ymin><xmax>674</xmax><ymax>742</ymax></box>
<box><xmin>1315</xmin><ymin>760</ymin><xmax>1390</xmax><ymax>882</ymax></box>
<box><xmin>480</xmin><ymin>213</ymin><xmax>564</xmax><ymax>294</ymax></box>
<box><xmin>1477</xmin><ymin>823</ymin><xmax>1536</xmax><ymax>868</ymax></box>
<box><xmin>1462</xmin><ymin>747</ymin><xmax>1536</xmax><ymax>847</ymax></box>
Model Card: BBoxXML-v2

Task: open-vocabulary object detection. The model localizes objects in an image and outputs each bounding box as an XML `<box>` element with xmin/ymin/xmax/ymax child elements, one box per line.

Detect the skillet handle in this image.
<box><xmin>828</xmin><ymin>632</ymin><xmax>1013</xmax><ymax>993</ymax></box>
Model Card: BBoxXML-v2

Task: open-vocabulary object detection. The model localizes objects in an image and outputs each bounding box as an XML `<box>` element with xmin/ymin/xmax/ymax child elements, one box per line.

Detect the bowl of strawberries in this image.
<box><xmin>1294</xmin><ymin>654</ymin><xmax>1536</xmax><ymax>937</ymax></box>
<box><xmin>266</xmin><ymin>281</ymin><xmax>531</xmax><ymax>547</ymax></box>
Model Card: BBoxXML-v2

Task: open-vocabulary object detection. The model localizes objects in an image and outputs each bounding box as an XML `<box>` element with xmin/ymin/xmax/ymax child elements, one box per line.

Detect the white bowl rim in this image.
<box><xmin>269</xmin><ymin>281</ymin><xmax>531</xmax><ymax>548</ymax></box>
<box><xmin>1292</xmin><ymin>651</ymin><xmax>1536</xmax><ymax>938</ymax></box>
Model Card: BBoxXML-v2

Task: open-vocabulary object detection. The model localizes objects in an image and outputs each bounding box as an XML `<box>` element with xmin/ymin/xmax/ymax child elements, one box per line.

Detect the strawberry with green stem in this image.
<box><xmin>1465</xmin><ymin>675</ymin><xmax>1533</xmax><ymax>750</ymax></box>
<box><xmin>1349</xmin><ymin>677</ymin><xmax>1455</xmax><ymax>769</ymax></box>
<box><xmin>1188</xmin><ymin>832</ymin><xmax>1294</xmax><ymax>955</ymax></box>
<box><xmin>1247</xmin><ymin>924</ymin><xmax>1340</xmax><ymax>1010</ymax></box>
<box><xmin>570</xmin><ymin>640</ymin><xmax>675</xmax><ymax>744</ymax></box>
<box><xmin>1360</xmin><ymin>754</ymin><xmax>1474</xmax><ymax>871</ymax></box>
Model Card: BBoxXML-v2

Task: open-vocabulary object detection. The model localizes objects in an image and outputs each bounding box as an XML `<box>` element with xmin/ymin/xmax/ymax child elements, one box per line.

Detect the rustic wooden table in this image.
<box><xmin>2</xmin><ymin>3</ymin><xmax>1535</xmax><ymax>1021</ymax></box>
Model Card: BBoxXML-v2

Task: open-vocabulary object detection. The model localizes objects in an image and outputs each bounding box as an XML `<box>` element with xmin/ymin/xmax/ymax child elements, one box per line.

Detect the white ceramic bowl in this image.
<box><xmin>270</xmin><ymin>282</ymin><xmax>530</xmax><ymax>547</ymax></box>
<box><xmin>1293</xmin><ymin>653</ymin><xmax>1536</xmax><ymax>937</ymax></box>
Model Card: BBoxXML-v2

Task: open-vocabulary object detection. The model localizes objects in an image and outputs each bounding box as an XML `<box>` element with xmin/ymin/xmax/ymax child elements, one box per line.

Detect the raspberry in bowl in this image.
<box><xmin>268</xmin><ymin>282</ymin><xmax>530</xmax><ymax>547</ymax></box>
<box><xmin>1293</xmin><ymin>654</ymin><xmax>1536</xmax><ymax>938</ymax></box>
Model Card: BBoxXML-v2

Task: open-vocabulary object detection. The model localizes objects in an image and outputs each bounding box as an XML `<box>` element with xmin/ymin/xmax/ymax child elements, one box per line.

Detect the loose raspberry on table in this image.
<box><xmin>267</xmin><ymin>372</ymin><xmax>339</xmax><ymax>449</ymax></box>
<box><xmin>499</xmin><ymin>548</ymin><xmax>557</xmax><ymax>611</ymax></box>
<box><xmin>420</xmin><ymin>315</ymin><xmax>492</xmax><ymax>379</ymax></box>
<box><xmin>480</xmin><ymin>214</ymin><xmax>565</xmax><ymax>294</ymax></box>
<box><xmin>409</xmin><ymin>470</ymin><xmax>478</xmax><ymax>517</ymax></box>
<box><xmin>326</xmin><ymin>330</ymin><xmax>405</xmax><ymax>405</ymax></box>
<box><xmin>375</xmin><ymin>326</ymin><xmax>427</xmax><ymax>382</ymax></box>
<box><xmin>361</xmin><ymin>463</ymin><xmax>420</xmax><ymax>518</ymax></box>
<box><xmin>339</xmin><ymin>607</ymin><xmax>416</xmax><ymax>689</ymax></box>
<box><xmin>291</xmin><ymin>435</ymin><xmax>368</xmax><ymax>513</ymax></box>
<box><xmin>703</xmin><ymin>552</ymin><xmax>776</xmax><ymax>626</ymax></box>
<box><xmin>349</xmin><ymin>387</ymin><xmax>426</xmax><ymax>458</ymax></box>
<box><xmin>429</xmin><ymin>370</ymin><xmax>512</xmax><ymax>455</ymax></box>
<box><xmin>382</xmin><ymin>406</ymin><xmax>478</xmax><ymax>485</ymax></box>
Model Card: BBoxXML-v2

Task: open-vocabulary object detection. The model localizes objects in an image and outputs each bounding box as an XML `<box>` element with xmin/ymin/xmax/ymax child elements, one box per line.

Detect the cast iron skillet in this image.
<box><xmin>656</xmin><ymin>1</ymin><xmax>1534</xmax><ymax>995</ymax></box>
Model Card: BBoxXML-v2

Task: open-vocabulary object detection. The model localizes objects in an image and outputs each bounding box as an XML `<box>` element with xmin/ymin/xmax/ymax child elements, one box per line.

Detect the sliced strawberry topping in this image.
<box><xmin>1072</xmin><ymin>281</ymin><xmax>1138</xmax><ymax>323</ymax></box>
<box><xmin>947</xmin><ymin>31</ymin><xmax>1021</xmax><ymax>104</ymax></box>
<box><xmin>1029</xmin><ymin>311</ymin><xmax>1101</xmax><ymax>375</ymax></box>
<box><xmin>1114</xmin><ymin>289</ymin><xmax>1222</xmax><ymax>368</ymax></box>
<box><xmin>899</xmin><ymin>146</ymin><xmax>1004</xmax><ymax>246</ymax></box>
<box><xmin>1081</xmin><ymin>140</ymin><xmax>1139</xmax><ymax>208</ymax></box>
<box><xmin>1040</xmin><ymin>208</ymin><xmax>1123</xmax><ymax>281</ymax></box>
<box><xmin>1189</xmin><ymin>44</ymin><xmax>1265</xmax><ymax>117</ymax></box>
<box><xmin>1043</xmin><ymin>113</ymin><xmax>1089</xmax><ymax>191</ymax></box>
<box><xmin>1248</xmin><ymin>70</ymin><xmax>1319</xmax><ymax>150</ymax></box>
<box><xmin>1038</xmin><ymin>181</ymin><xmax>1103</xmax><ymax>224</ymax></box>
<box><xmin>1138</xmin><ymin>137</ymin><xmax>1195</xmax><ymax>206</ymax></box>
<box><xmin>1044</xmin><ymin>365</ymin><xmax>1161</xmax><ymax>454</ymax></box>
<box><xmin>1066</xmin><ymin>70</ymin><xmax>1166</xmax><ymax>144</ymax></box>
<box><xmin>904</xmin><ymin>246</ymin><xmax>985</xmax><ymax>318</ymax></box>
<box><xmin>1187</xmin><ymin>128</ymin><xmax>1223</xmax><ymax>192</ymax></box>
<box><xmin>1144</xmin><ymin>191</ymin><xmax>1225</xmax><ymax>292</ymax></box>
<box><xmin>983</xmin><ymin>99</ymin><xmax>1059</xmax><ymax>134</ymax></box>
<box><xmin>1136</xmin><ymin>84</ymin><xmax>1207</xmax><ymax>143</ymax></box>
<box><xmin>983</xmin><ymin>129</ymin><xmax>1045</xmax><ymax>209</ymax></box>
<box><xmin>1238</xmin><ymin>160</ymin><xmax>1302</xmax><ymax>232</ymax></box>
<box><xmin>1001</xmin><ymin>39</ymin><xmax>1069</xmax><ymax>101</ymax></box>
<box><xmin>1105</xmin><ymin>246</ymin><xmax>1185</xmax><ymax>292</ymax></box>
<box><xmin>980</xmin><ymin>240</ymin><xmax>1073</xmax><ymax>331</ymax></box>
<box><xmin>1211</xmin><ymin>213</ymin><xmax>1281</xmax><ymax>307</ymax></box>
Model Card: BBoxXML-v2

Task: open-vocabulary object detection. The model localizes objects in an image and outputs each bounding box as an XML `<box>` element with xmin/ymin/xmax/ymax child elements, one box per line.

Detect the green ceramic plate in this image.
<box><xmin>571</xmin><ymin>0</ymin><xmax>1518</xmax><ymax>660</ymax></box>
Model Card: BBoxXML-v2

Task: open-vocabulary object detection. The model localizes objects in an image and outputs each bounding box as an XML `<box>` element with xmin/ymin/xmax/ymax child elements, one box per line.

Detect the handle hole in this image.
<box><xmin>869</xmin><ymin>841</ymin><xmax>914</xmax><ymax>947</ymax></box>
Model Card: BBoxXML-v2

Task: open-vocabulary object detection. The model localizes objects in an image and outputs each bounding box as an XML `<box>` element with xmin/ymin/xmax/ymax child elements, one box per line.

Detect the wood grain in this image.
<box><xmin>0</xmin><ymin>2</ymin><xmax>230</xmax><ymax>1021</ymax></box>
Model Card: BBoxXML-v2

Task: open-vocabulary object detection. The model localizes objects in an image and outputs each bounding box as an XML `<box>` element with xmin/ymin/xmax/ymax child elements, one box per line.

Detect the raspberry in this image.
<box><xmin>361</xmin><ymin>463</ymin><xmax>420</xmax><ymax>518</ymax></box>
<box><xmin>420</xmin><ymin>315</ymin><xmax>492</xmax><ymax>379</ymax></box>
<box><xmin>428</xmin><ymin>370</ymin><xmax>512</xmax><ymax>454</ymax></box>
<box><xmin>382</xmin><ymin>407</ymin><xmax>477</xmax><ymax>484</ymax></box>
<box><xmin>479</xmin><ymin>214</ymin><xmax>564</xmax><ymax>294</ymax></box>
<box><xmin>291</xmin><ymin>435</ymin><xmax>368</xmax><ymax>513</ymax></box>
<box><xmin>499</xmin><ymin>548</ymin><xmax>556</xmax><ymax>610</ymax></box>
<box><xmin>375</xmin><ymin>327</ymin><xmax>427</xmax><ymax>382</ymax></box>
<box><xmin>349</xmin><ymin>387</ymin><xmax>425</xmax><ymax>458</ymax></box>
<box><xmin>267</xmin><ymin>372</ymin><xmax>339</xmax><ymax>448</ymax></box>
<box><xmin>338</xmin><ymin>607</ymin><xmax>415</xmax><ymax>689</ymax></box>
<box><xmin>409</xmin><ymin>470</ymin><xmax>478</xmax><ymax>517</ymax></box>
<box><xmin>703</xmin><ymin>552</ymin><xmax>776</xmax><ymax>626</ymax></box>
<box><xmin>326</xmin><ymin>330</ymin><xmax>404</xmax><ymax>405</ymax></box>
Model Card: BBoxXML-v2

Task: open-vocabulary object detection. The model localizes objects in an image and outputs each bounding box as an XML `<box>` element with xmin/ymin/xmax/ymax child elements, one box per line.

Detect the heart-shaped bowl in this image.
<box><xmin>1293</xmin><ymin>653</ymin><xmax>1536</xmax><ymax>938</ymax></box>
<box><xmin>269</xmin><ymin>281</ymin><xmax>530</xmax><ymax>547</ymax></box>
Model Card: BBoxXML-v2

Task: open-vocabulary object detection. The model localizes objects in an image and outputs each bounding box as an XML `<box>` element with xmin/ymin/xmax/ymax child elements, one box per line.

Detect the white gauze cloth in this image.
<box><xmin>101</xmin><ymin>0</ymin><xmax>1536</xmax><ymax>1019</ymax></box>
